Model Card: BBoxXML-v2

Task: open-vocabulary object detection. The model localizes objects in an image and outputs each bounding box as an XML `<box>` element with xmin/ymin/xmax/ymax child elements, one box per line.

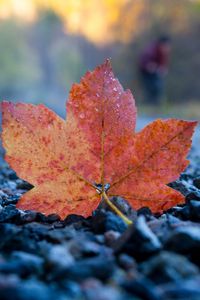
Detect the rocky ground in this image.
<box><xmin>0</xmin><ymin>118</ymin><xmax>200</xmax><ymax>300</ymax></box>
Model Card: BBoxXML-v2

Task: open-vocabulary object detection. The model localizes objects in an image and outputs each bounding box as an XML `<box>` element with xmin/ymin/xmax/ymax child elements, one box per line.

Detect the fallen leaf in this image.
<box><xmin>1</xmin><ymin>60</ymin><xmax>197</xmax><ymax>218</ymax></box>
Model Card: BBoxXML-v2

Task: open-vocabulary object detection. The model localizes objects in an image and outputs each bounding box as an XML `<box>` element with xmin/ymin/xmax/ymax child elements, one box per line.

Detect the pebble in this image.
<box><xmin>193</xmin><ymin>177</ymin><xmax>200</xmax><ymax>189</ymax></box>
<box><xmin>118</xmin><ymin>253</ymin><xmax>137</xmax><ymax>270</ymax></box>
<box><xmin>186</xmin><ymin>191</ymin><xmax>200</xmax><ymax>202</ymax></box>
<box><xmin>92</xmin><ymin>209</ymin><xmax>127</xmax><ymax>233</ymax></box>
<box><xmin>113</xmin><ymin>216</ymin><xmax>161</xmax><ymax>260</ymax></box>
<box><xmin>122</xmin><ymin>278</ymin><xmax>161</xmax><ymax>300</ymax></box>
<box><xmin>164</xmin><ymin>225</ymin><xmax>200</xmax><ymax>267</ymax></box>
<box><xmin>164</xmin><ymin>225</ymin><xmax>200</xmax><ymax>252</ymax></box>
<box><xmin>54</xmin><ymin>254</ymin><xmax>116</xmax><ymax>281</ymax></box>
<box><xmin>160</xmin><ymin>278</ymin><xmax>200</xmax><ymax>300</ymax></box>
<box><xmin>189</xmin><ymin>200</ymin><xmax>200</xmax><ymax>221</ymax></box>
<box><xmin>0</xmin><ymin>205</ymin><xmax>20</xmax><ymax>222</ymax></box>
<box><xmin>104</xmin><ymin>230</ymin><xmax>121</xmax><ymax>246</ymax></box>
<box><xmin>19</xmin><ymin>210</ymin><xmax>38</xmax><ymax>223</ymax></box>
<box><xmin>140</xmin><ymin>251</ymin><xmax>199</xmax><ymax>284</ymax></box>
<box><xmin>45</xmin><ymin>244</ymin><xmax>74</xmax><ymax>277</ymax></box>
<box><xmin>46</xmin><ymin>214</ymin><xmax>61</xmax><ymax>223</ymax></box>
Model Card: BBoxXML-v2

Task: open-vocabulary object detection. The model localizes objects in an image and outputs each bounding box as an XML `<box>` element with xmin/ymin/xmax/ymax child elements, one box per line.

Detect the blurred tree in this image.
<box><xmin>51</xmin><ymin>38</ymin><xmax>85</xmax><ymax>90</ymax></box>
<box><xmin>31</xmin><ymin>10</ymin><xmax>63</xmax><ymax>96</ymax></box>
<box><xmin>0</xmin><ymin>20</ymin><xmax>41</xmax><ymax>100</ymax></box>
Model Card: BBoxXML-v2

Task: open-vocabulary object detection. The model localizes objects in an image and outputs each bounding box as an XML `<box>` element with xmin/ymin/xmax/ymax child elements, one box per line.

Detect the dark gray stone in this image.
<box><xmin>160</xmin><ymin>278</ymin><xmax>200</xmax><ymax>300</ymax></box>
<box><xmin>20</xmin><ymin>210</ymin><xmax>38</xmax><ymax>223</ymax></box>
<box><xmin>0</xmin><ymin>277</ymin><xmax>60</xmax><ymax>300</ymax></box>
<box><xmin>46</xmin><ymin>214</ymin><xmax>61</xmax><ymax>223</ymax></box>
<box><xmin>0</xmin><ymin>205</ymin><xmax>20</xmax><ymax>222</ymax></box>
<box><xmin>53</xmin><ymin>254</ymin><xmax>115</xmax><ymax>281</ymax></box>
<box><xmin>118</xmin><ymin>254</ymin><xmax>137</xmax><ymax>270</ymax></box>
<box><xmin>122</xmin><ymin>278</ymin><xmax>161</xmax><ymax>300</ymax></box>
<box><xmin>164</xmin><ymin>225</ymin><xmax>200</xmax><ymax>266</ymax></box>
<box><xmin>140</xmin><ymin>251</ymin><xmax>199</xmax><ymax>284</ymax></box>
<box><xmin>193</xmin><ymin>177</ymin><xmax>200</xmax><ymax>189</ymax></box>
<box><xmin>186</xmin><ymin>191</ymin><xmax>200</xmax><ymax>202</ymax></box>
<box><xmin>92</xmin><ymin>209</ymin><xmax>127</xmax><ymax>234</ymax></box>
<box><xmin>189</xmin><ymin>200</ymin><xmax>200</xmax><ymax>220</ymax></box>
<box><xmin>11</xmin><ymin>251</ymin><xmax>44</xmax><ymax>275</ymax></box>
<box><xmin>113</xmin><ymin>216</ymin><xmax>161</xmax><ymax>260</ymax></box>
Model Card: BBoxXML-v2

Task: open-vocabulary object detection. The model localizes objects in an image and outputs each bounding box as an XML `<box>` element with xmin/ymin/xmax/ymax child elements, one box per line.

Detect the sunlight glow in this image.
<box><xmin>0</xmin><ymin>0</ymin><xmax>146</xmax><ymax>44</ymax></box>
<box><xmin>0</xmin><ymin>0</ymin><xmax>195</xmax><ymax>44</ymax></box>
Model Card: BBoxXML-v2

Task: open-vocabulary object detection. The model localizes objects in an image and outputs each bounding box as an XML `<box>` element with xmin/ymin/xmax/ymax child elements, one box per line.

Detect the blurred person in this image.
<box><xmin>138</xmin><ymin>35</ymin><xmax>171</xmax><ymax>104</ymax></box>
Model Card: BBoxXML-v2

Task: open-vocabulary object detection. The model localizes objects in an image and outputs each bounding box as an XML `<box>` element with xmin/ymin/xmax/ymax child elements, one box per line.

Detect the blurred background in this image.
<box><xmin>0</xmin><ymin>0</ymin><xmax>199</xmax><ymax>118</ymax></box>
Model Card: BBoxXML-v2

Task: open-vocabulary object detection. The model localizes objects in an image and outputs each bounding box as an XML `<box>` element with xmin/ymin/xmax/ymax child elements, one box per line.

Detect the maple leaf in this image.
<box><xmin>1</xmin><ymin>60</ymin><xmax>197</xmax><ymax>219</ymax></box>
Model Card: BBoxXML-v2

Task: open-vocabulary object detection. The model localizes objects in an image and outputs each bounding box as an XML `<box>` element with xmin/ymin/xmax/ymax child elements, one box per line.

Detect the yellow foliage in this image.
<box><xmin>0</xmin><ymin>0</ymin><xmax>198</xmax><ymax>44</ymax></box>
<box><xmin>0</xmin><ymin>0</ymin><xmax>146</xmax><ymax>44</ymax></box>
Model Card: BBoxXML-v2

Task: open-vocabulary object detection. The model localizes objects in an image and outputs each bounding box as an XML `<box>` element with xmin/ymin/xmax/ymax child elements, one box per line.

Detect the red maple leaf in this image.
<box><xmin>1</xmin><ymin>60</ymin><xmax>197</xmax><ymax>219</ymax></box>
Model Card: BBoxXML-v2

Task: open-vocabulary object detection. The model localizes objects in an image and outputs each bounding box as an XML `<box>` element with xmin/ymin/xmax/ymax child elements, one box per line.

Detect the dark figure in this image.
<box><xmin>139</xmin><ymin>36</ymin><xmax>171</xmax><ymax>104</ymax></box>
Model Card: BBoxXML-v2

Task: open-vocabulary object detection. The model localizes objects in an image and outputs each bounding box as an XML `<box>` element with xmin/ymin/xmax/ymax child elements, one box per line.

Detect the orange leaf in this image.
<box><xmin>1</xmin><ymin>60</ymin><xmax>197</xmax><ymax>218</ymax></box>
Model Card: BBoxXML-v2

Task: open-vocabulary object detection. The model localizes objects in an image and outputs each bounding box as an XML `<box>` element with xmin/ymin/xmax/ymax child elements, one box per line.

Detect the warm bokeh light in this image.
<box><xmin>0</xmin><ymin>0</ymin><xmax>198</xmax><ymax>45</ymax></box>
<box><xmin>0</xmin><ymin>0</ymin><xmax>36</xmax><ymax>21</ymax></box>
<box><xmin>0</xmin><ymin>0</ymin><xmax>147</xmax><ymax>44</ymax></box>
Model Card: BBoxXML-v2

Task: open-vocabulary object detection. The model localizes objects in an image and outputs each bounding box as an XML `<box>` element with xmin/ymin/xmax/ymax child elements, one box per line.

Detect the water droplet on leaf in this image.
<box><xmin>79</xmin><ymin>113</ymin><xmax>85</xmax><ymax>119</ymax></box>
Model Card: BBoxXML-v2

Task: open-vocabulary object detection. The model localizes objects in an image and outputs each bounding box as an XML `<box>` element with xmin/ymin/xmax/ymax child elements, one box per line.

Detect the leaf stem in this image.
<box><xmin>102</xmin><ymin>191</ymin><xmax>133</xmax><ymax>225</ymax></box>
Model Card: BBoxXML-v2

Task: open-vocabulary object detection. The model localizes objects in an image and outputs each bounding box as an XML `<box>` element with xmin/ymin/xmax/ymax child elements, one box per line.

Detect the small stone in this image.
<box><xmin>122</xmin><ymin>278</ymin><xmax>160</xmax><ymax>300</ymax></box>
<box><xmin>11</xmin><ymin>251</ymin><xmax>44</xmax><ymax>276</ymax></box>
<box><xmin>64</xmin><ymin>214</ymin><xmax>85</xmax><ymax>225</ymax></box>
<box><xmin>16</xmin><ymin>181</ymin><xmax>33</xmax><ymax>190</ymax></box>
<box><xmin>186</xmin><ymin>191</ymin><xmax>200</xmax><ymax>202</ymax></box>
<box><xmin>92</xmin><ymin>210</ymin><xmax>127</xmax><ymax>234</ymax></box>
<box><xmin>55</xmin><ymin>255</ymin><xmax>115</xmax><ymax>281</ymax></box>
<box><xmin>46</xmin><ymin>245</ymin><xmax>74</xmax><ymax>271</ymax></box>
<box><xmin>46</xmin><ymin>214</ymin><xmax>61</xmax><ymax>223</ymax></box>
<box><xmin>118</xmin><ymin>254</ymin><xmax>137</xmax><ymax>270</ymax></box>
<box><xmin>3</xmin><ymin>194</ymin><xmax>20</xmax><ymax>206</ymax></box>
<box><xmin>193</xmin><ymin>177</ymin><xmax>200</xmax><ymax>189</ymax></box>
<box><xmin>68</xmin><ymin>238</ymin><xmax>104</xmax><ymax>258</ymax></box>
<box><xmin>35</xmin><ymin>212</ymin><xmax>49</xmax><ymax>223</ymax></box>
<box><xmin>7</xmin><ymin>170</ymin><xmax>18</xmax><ymax>180</ymax></box>
<box><xmin>164</xmin><ymin>225</ymin><xmax>200</xmax><ymax>266</ymax></box>
<box><xmin>60</xmin><ymin>280</ymin><xmax>81</xmax><ymax>298</ymax></box>
<box><xmin>168</xmin><ymin>206</ymin><xmax>190</xmax><ymax>221</ymax></box>
<box><xmin>160</xmin><ymin>278</ymin><xmax>200</xmax><ymax>300</ymax></box>
<box><xmin>189</xmin><ymin>200</ymin><xmax>200</xmax><ymax>221</ymax></box>
<box><xmin>168</xmin><ymin>180</ymin><xmax>191</xmax><ymax>196</ymax></box>
<box><xmin>104</xmin><ymin>230</ymin><xmax>121</xmax><ymax>246</ymax></box>
<box><xmin>6</xmin><ymin>181</ymin><xmax>17</xmax><ymax>190</ymax></box>
<box><xmin>113</xmin><ymin>216</ymin><xmax>161</xmax><ymax>260</ymax></box>
<box><xmin>178</xmin><ymin>205</ymin><xmax>191</xmax><ymax>221</ymax></box>
<box><xmin>0</xmin><ymin>223</ymin><xmax>21</xmax><ymax>249</ymax></box>
<box><xmin>0</xmin><ymin>278</ymin><xmax>58</xmax><ymax>300</ymax></box>
<box><xmin>0</xmin><ymin>205</ymin><xmax>20</xmax><ymax>223</ymax></box>
<box><xmin>53</xmin><ymin>221</ymin><xmax>65</xmax><ymax>228</ymax></box>
<box><xmin>20</xmin><ymin>210</ymin><xmax>37</xmax><ymax>223</ymax></box>
<box><xmin>45</xmin><ymin>227</ymin><xmax>76</xmax><ymax>243</ymax></box>
<box><xmin>137</xmin><ymin>207</ymin><xmax>153</xmax><ymax>220</ymax></box>
<box><xmin>140</xmin><ymin>251</ymin><xmax>199</xmax><ymax>284</ymax></box>
<box><xmin>82</xmin><ymin>279</ymin><xmax>125</xmax><ymax>300</ymax></box>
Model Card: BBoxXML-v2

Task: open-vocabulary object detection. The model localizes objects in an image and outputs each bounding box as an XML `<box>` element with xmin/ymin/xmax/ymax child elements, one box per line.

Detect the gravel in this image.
<box><xmin>0</xmin><ymin>120</ymin><xmax>200</xmax><ymax>300</ymax></box>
